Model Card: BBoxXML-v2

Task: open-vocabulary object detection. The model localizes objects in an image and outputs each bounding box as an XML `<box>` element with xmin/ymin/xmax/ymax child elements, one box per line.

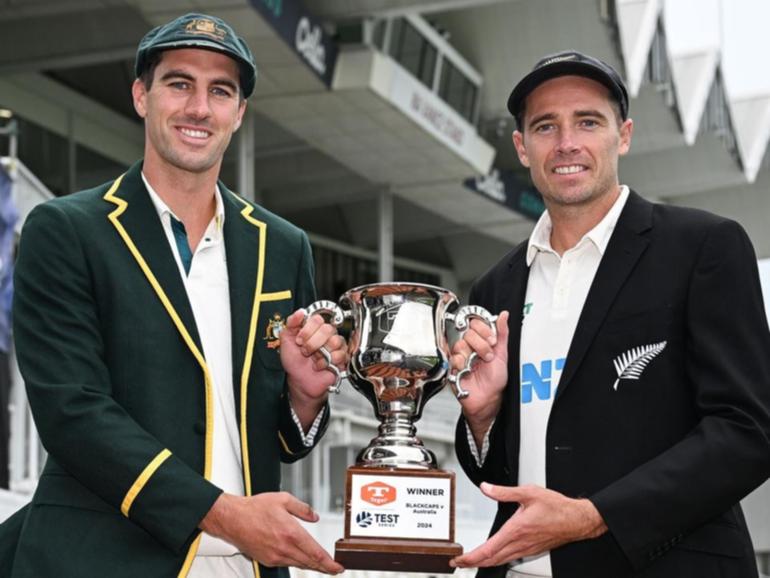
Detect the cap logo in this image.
<box><xmin>184</xmin><ymin>18</ymin><xmax>227</xmax><ymax>41</ymax></box>
<box><xmin>540</xmin><ymin>54</ymin><xmax>577</xmax><ymax>67</ymax></box>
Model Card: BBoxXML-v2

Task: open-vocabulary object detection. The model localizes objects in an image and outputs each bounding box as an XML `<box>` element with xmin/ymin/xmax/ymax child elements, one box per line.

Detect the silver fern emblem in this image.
<box><xmin>612</xmin><ymin>341</ymin><xmax>667</xmax><ymax>390</ymax></box>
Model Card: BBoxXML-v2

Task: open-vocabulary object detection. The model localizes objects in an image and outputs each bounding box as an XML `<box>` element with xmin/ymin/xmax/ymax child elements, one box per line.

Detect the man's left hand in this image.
<box><xmin>451</xmin><ymin>483</ymin><xmax>607</xmax><ymax>568</ymax></box>
<box><xmin>280</xmin><ymin>309</ymin><xmax>347</xmax><ymax>427</ymax></box>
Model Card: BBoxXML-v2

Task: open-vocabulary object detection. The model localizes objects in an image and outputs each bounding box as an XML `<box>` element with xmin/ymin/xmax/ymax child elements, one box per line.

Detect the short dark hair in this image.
<box><xmin>138</xmin><ymin>50</ymin><xmax>164</xmax><ymax>92</ymax></box>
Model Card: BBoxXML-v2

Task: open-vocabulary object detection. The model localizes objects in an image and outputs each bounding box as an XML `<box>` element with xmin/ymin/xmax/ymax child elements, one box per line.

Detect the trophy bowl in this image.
<box><xmin>303</xmin><ymin>282</ymin><xmax>496</xmax><ymax>469</ymax></box>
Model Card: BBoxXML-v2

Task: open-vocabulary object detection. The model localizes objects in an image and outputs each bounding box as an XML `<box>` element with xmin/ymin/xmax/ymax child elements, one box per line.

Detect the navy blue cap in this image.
<box><xmin>508</xmin><ymin>50</ymin><xmax>628</xmax><ymax>124</ymax></box>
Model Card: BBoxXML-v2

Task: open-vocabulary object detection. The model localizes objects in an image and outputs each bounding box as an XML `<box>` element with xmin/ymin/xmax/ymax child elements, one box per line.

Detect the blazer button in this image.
<box><xmin>193</xmin><ymin>421</ymin><xmax>206</xmax><ymax>435</ymax></box>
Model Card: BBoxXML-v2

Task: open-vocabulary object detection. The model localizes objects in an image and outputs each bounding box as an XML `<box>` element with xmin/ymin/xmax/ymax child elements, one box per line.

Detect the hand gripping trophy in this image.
<box><xmin>302</xmin><ymin>282</ymin><xmax>496</xmax><ymax>573</ymax></box>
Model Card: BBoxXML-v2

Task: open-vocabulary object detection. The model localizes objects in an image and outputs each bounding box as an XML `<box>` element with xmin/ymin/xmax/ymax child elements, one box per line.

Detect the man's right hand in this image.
<box><xmin>450</xmin><ymin>310</ymin><xmax>510</xmax><ymax>447</ymax></box>
<box><xmin>199</xmin><ymin>492</ymin><xmax>344</xmax><ymax>574</ymax></box>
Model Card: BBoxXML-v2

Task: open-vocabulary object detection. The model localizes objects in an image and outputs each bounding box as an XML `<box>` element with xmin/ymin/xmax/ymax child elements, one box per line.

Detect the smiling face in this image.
<box><xmin>512</xmin><ymin>75</ymin><xmax>633</xmax><ymax>212</ymax></box>
<box><xmin>132</xmin><ymin>48</ymin><xmax>246</xmax><ymax>178</ymax></box>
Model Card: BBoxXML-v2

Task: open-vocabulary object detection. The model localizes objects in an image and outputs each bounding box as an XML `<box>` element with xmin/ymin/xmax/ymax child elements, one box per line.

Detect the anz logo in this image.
<box><xmin>521</xmin><ymin>358</ymin><xmax>565</xmax><ymax>403</ymax></box>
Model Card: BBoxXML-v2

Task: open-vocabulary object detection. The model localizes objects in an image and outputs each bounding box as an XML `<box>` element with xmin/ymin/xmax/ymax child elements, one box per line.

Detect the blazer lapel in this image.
<box><xmin>554</xmin><ymin>190</ymin><xmax>654</xmax><ymax>401</ymax></box>
<box><xmin>221</xmin><ymin>187</ymin><xmax>263</xmax><ymax>395</ymax></box>
<box><xmin>103</xmin><ymin>161</ymin><xmax>203</xmax><ymax>355</ymax></box>
<box><xmin>222</xmin><ymin>187</ymin><xmax>295</xmax><ymax>498</ymax></box>
<box><xmin>500</xmin><ymin>245</ymin><xmax>530</xmax><ymax>479</ymax></box>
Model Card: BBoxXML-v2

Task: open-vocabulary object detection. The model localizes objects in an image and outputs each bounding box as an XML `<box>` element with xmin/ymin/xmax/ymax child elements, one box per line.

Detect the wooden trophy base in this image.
<box><xmin>336</xmin><ymin>466</ymin><xmax>462</xmax><ymax>573</ymax></box>
<box><xmin>335</xmin><ymin>537</ymin><xmax>462</xmax><ymax>573</ymax></box>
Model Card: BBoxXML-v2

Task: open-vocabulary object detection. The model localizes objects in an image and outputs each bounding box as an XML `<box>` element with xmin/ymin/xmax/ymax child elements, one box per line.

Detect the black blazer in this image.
<box><xmin>456</xmin><ymin>191</ymin><xmax>770</xmax><ymax>578</ymax></box>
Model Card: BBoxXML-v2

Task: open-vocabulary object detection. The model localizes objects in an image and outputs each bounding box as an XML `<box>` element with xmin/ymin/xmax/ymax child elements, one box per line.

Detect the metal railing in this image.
<box><xmin>697</xmin><ymin>70</ymin><xmax>741</xmax><ymax>166</ymax></box>
<box><xmin>639</xmin><ymin>19</ymin><xmax>741</xmax><ymax>164</ymax></box>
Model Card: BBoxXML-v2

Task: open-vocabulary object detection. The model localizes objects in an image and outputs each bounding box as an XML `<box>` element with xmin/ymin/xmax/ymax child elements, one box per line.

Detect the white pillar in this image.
<box><xmin>237</xmin><ymin>111</ymin><xmax>257</xmax><ymax>203</ymax></box>
<box><xmin>378</xmin><ymin>188</ymin><xmax>394</xmax><ymax>282</ymax></box>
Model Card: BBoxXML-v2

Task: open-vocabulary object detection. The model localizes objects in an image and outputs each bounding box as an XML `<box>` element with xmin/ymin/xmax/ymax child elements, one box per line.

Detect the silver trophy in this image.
<box><xmin>302</xmin><ymin>282</ymin><xmax>497</xmax><ymax>470</ymax></box>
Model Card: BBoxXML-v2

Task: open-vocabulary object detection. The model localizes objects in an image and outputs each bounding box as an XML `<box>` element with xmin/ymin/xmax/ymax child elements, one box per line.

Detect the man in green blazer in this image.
<box><xmin>0</xmin><ymin>13</ymin><xmax>346</xmax><ymax>578</ymax></box>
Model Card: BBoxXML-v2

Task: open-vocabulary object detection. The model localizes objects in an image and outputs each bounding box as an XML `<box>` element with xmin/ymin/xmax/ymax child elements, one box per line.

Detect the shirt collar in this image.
<box><xmin>526</xmin><ymin>185</ymin><xmax>630</xmax><ymax>265</ymax></box>
<box><xmin>141</xmin><ymin>172</ymin><xmax>225</xmax><ymax>233</ymax></box>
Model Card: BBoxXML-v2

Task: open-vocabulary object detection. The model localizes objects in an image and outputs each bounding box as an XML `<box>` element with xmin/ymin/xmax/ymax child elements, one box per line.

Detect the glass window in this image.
<box><xmin>389</xmin><ymin>18</ymin><xmax>437</xmax><ymax>89</ymax></box>
<box><xmin>439</xmin><ymin>60</ymin><xmax>477</xmax><ymax>122</ymax></box>
<box><xmin>336</xmin><ymin>21</ymin><xmax>364</xmax><ymax>44</ymax></box>
<box><xmin>370</xmin><ymin>19</ymin><xmax>386</xmax><ymax>51</ymax></box>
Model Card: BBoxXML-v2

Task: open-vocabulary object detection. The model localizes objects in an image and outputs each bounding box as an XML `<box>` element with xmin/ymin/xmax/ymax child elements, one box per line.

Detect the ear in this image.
<box><xmin>512</xmin><ymin>130</ymin><xmax>530</xmax><ymax>167</ymax></box>
<box><xmin>618</xmin><ymin>118</ymin><xmax>633</xmax><ymax>156</ymax></box>
<box><xmin>233</xmin><ymin>99</ymin><xmax>247</xmax><ymax>132</ymax></box>
<box><xmin>132</xmin><ymin>79</ymin><xmax>148</xmax><ymax>119</ymax></box>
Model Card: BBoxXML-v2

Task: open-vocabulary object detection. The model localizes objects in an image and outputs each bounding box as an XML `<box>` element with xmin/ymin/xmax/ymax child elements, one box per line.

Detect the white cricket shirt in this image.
<box><xmin>512</xmin><ymin>186</ymin><xmax>629</xmax><ymax>576</ymax></box>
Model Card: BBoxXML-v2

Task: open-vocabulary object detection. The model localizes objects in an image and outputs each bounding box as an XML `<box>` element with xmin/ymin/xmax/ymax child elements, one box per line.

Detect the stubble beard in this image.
<box><xmin>539</xmin><ymin>166</ymin><xmax>618</xmax><ymax>209</ymax></box>
<box><xmin>162</xmin><ymin>145</ymin><xmax>221</xmax><ymax>174</ymax></box>
<box><xmin>155</xmin><ymin>129</ymin><xmax>232</xmax><ymax>175</ymax></box>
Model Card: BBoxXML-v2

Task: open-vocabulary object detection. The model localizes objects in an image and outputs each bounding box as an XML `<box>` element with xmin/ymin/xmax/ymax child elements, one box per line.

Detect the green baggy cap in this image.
<box><xmin>135</xmin><ymin>13</ymin><xmax>257</xmax><ymax>98</ymax></box>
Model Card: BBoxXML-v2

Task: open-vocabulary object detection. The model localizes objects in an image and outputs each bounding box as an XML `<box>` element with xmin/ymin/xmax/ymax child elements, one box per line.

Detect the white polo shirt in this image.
<box><xmin>143</xmin><ymin>175</ymin><xmax>246</xmax><ymax>559</ymax></box>
<box><xmin>143</xmin><ymin>176</ymin><xmax>328</xmax><ymax>576</ymax></box>
<box><xmin>511</xmin><ymin>185</ymin><xmax>629</xmax><ymax>576</ymax></box>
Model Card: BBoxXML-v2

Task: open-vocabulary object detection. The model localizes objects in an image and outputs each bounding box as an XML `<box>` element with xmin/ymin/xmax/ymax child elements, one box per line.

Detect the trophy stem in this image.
<box><xmin>379</xmin><ymin>413</ymin><xmax>416</xmax><ymax>439</ymax></box>
<box><xmin>356</xmin><ymin>412</ymin><xmax>438</xmax><ymax>469</ymax></box>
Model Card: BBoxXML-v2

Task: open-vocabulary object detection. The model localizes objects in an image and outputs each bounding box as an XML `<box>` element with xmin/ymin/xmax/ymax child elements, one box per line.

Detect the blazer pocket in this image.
<box><xmin>602</xmin><ymin>306</ymin><xmax>675</xmax><ymax>337</ymax></box>
<box><xmin>675</xmin><ymin>520</ymin><xmax>746</xmax><ymax>558</ymax></box>
<box><xmin>254</xmin><ymin>293</ymin><xmax>294</xmax><ymax>371</ymax></box>
<box><xmin>33</xmin><ymin>472</ymin><xmax>116</xmax><ymax>515</ymax></box>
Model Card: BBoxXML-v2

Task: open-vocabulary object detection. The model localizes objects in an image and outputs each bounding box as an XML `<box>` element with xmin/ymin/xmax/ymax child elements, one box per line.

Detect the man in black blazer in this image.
<box><xmin>450</xmin><ymin>50</ymin><xmax>770</xmax><ymax>578</ymax></box>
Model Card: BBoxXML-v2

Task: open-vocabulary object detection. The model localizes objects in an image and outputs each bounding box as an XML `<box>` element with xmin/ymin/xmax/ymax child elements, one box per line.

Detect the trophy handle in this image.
<box><xmin>445</xmin><ymin>305</ymin><xmax>498</xmax><ymax>399</ymax></box>
<box><xmin>300</xmin><ymin>300</ymin><xmax>349</xmax><ymax>394</ymax></box>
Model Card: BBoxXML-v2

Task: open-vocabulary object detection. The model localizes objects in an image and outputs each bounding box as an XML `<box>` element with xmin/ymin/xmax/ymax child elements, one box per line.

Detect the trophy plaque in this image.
<box><xmin>303</xmin><ymin>283</ymin><xmax>496</xmax><ymax>573</ymax></box>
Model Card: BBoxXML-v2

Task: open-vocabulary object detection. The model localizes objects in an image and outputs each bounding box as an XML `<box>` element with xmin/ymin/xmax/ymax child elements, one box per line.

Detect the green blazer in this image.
<box><xmin>2</xmin><ymin>161</ymin><xmax>327</xmax><ymax>578</ymax></box>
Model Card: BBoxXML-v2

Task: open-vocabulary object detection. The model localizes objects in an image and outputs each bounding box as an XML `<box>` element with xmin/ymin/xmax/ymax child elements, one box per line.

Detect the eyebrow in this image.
<box><xmin>574</xmin><ymin>109</ymin><xmax>609</xmax><ymax>122</ymax></box>
<box><xmin>160</xmin><ymin>69</ymin><xmax>239</xmax><ymax>93</ymax></box>
<box><xmin>527</xmin><ymin>108</ymin><xmax>610</xmax><ymax>130</ymax></box>
<box><xmin>160</xmin><ymin>69</ymin><xmax>194</xmax><ymax>83</ymax></box>
<box><xmin>527</xmin><ymin>112</ymin><xmax>557</xmax><ymax>131</ymax></box>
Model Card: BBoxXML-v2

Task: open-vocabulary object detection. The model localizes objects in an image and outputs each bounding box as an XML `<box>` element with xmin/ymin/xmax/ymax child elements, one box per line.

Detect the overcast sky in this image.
<box><xmin>665</xmin><ymin>0</ymin><xmax>770</xmax><ymax>100</ymax></box>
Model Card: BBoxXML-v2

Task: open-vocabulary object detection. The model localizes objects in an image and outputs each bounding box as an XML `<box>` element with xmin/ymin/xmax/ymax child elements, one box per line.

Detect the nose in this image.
<box><xmin>184</xmin><ymin>87</ymin><xmax>211</xmax><ymax>120</ymax></box>
<box><xmin>555</xmin><ymin>126</ymin><xmax>579</xmax><ymax>155</ymax></box>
